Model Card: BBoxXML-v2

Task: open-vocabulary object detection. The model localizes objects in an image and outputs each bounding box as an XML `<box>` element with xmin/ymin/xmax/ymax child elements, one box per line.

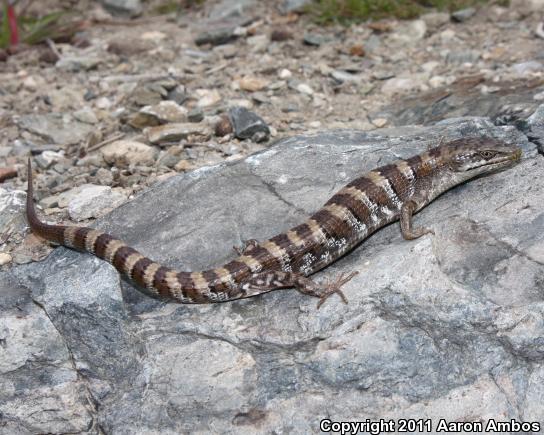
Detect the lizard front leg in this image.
<box><xmin>400</xmin><ymin>199</ymin><xmax>435</xmax><ymax>240</ymax></box>
<box><xmin>239</xmin><ymin>270</ymin><xmax>359</xmax><ymax>308</ymax></box>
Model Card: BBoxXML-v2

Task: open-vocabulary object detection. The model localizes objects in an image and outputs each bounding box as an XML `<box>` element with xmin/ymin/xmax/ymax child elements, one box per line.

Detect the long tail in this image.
<box><xmin>26</xmin><ymin>158</ymin><xmax>66</xmax><ymax>245</ymax></box>
<box><xmin>26</xmin><ymin>159</ymin><xmax>245</xmax><ymax>303</ymax></box>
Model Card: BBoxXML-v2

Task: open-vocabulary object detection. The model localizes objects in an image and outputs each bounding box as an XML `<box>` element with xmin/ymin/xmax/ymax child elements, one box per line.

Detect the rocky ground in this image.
<box><xmin>1</xmin><ymin>0</ymin><xmax>544</xmax><ymax>266</ymax></box>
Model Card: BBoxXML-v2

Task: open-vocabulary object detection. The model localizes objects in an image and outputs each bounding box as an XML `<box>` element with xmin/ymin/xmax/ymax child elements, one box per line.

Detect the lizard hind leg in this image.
<box><xmin>239</xmin><ymin>270</ymin><xmax>359</xmax><ymax>309</ymax></box>
<box><xmin>232</xmin><ymin>238</ymin><xmax>260</xmax><ymax>255</ymax></box>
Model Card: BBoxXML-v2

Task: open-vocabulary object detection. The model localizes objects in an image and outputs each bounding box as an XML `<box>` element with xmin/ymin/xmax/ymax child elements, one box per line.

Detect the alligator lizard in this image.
<box><xmin>26</xmin><ymin>137</ymin><xmax>521</xmax><ymax>307</ymax></box>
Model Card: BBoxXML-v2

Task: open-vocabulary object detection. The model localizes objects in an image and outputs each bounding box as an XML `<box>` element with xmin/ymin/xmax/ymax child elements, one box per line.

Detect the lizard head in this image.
<box><xmin>444</xmin><ymin>137</ymin><xmax>522</xmax><ymax>176</ymax></box>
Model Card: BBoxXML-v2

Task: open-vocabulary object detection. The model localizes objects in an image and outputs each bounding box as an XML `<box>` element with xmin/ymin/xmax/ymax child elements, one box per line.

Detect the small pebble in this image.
<box><xmin>279</xmin><ymin>69</ymin><xmax>292</xmax><ymax>79</ymax></box>
<box><xmin>296</xmin><ymin>83</ymin><xmax>314</xmax><ymax>95</ymax></box>
<box><xmin>0</xmin><ymin>252</ymin><xmax>12</xmax><ymax>266</ymax></box>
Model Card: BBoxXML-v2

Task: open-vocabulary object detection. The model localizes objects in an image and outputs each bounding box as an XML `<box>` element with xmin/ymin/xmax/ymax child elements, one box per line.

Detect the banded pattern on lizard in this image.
<box><xmin>26</xmin><ymin>137</ymin><xmax>521</xmax><ymax>307</ymax></box>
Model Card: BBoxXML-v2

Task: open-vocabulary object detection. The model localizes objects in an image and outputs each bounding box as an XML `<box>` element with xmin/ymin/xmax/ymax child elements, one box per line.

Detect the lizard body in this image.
<box><xmin>26</xmin><ymin>137</ymin><xmax>521</xmax><ymax>307</ymax></box>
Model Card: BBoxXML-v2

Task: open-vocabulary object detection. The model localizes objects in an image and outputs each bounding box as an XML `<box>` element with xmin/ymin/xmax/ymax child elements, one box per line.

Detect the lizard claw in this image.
<box><xmin>316</xmin><ymin>271</ymin><xmax>359</xmax><ymax>309</ymax></box>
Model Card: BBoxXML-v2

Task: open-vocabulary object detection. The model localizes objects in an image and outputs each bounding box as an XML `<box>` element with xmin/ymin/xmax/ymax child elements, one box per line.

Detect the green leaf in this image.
<box><xmin>0</xmin><ymin>4</ymin><xmax>10</xmax><ymax>49</ymax></box>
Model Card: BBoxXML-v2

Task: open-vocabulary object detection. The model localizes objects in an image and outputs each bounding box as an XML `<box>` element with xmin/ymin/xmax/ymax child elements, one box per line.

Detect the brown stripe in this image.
<box><xmin>202</xmin><ymin>269</ymin><xmax>227</xmax><ymax>293</ymax></box>
<box><xmin>349</xmin><ymin>176</ymin><xmax>391</xmax><ymax>208</ymax></box>
<box><xmin>131</xmin><ymin>257</ymin><xmax>153</xmax><ymax>288</ymax></box>
<box><xmin>153</xmin><ymin>266</ymin><xmax>172</xmax><ymax>297</ymax></box>
<box><xmin>378</xmin><ymin>164</ymin><xmax>410</xmax><ymax>202</ymax></box>
<box><xmin>238</xmin><ymin>254</ymin><xmax>264</xmax><ymax>273</ymax></box>
<box><xmin>270</xmin><ymin>232</ymin><xmax>292</xmax><ymax>251</ymax></box>
<box><xmin>327</xmin><ymin>192</ymin><xmax>371</xmax><ymax>225</ymax></box>
<box><xmin>269</xmin><ymin>232</ymin><xmax>300</xmax><ymax>264</ymax></box>
<box><xmin>223</xmin><ymin>260</ymin><xmax>250</xmax><ymax>278</ymax></box>
<box><xmin>164</xmin><ymin>270</ymin><xmax>183</xmax><ymax>298</ymax></box>
<box><xmin>177</xmin><ymin>271</ymin><xmax>194</xmax><ymax>301</ymax></box>
<box><xmin>72</xmin><ymin>227</ymin><xmax>90</xmax><ymax>251</ymax></box>
<box><xmin>84</xmin><ymin>230</ymin><xmax>103</xmax><ymax>253</ymax></box>
<box><xmin>187</xmin><ymin>272</ymin><xmax>210</xmax><ymax>303</ymax></box>
<box><xmin>214</xmin><ymin>267</ymin><xmax>236</xmax><ymax>294</ymax></box>
<box><xmin>124</xmin><ymin>252</ymin><xmax>145</xmax><ymax>278</ymax></box>
<box><xmin>215</xmin><ymin>267</ymin><xmax>233</xmax><ymax>282</ymax></box>
<box><xmin>112</xmin><ymin>246</ymin><xmax>139</xmax><ymax>274</ymax></box>
<box><xmin>178</xmin><ymin>272</ymin><xmax>201</xmax><ymax>302</ymax></box>
<box><xmin>406</xmin><ymin>154</ymin><xmax>426</xmax><ymax>177</ymax></box>
<box><xmin>286</xmin><ymin>229</ymin><xmax>306</xmax><ymax>249</ymax></box>
<box><xmin>94</xmin><ymin>233</ymin><xmax>115</xmax><ymax>259</ymax></box>
<box><xmin>64</xmin><ymin>227</ymin><xmax>79</xmax><ymax>248</ymax></box>
<box><xmin>143</xmin><ymin>262</ymin><xmax>161</xmax><ymax>291</ymax></box>
<box><xmin>190</xmin><ymin>271</ymin><xmax>209</xmax><ymax>290</ymax></box>
<box><xmin>395</xmin><ymin>160</ymin><xmax>415</xmax><ymax>183</ymax></box>
<box><xmin>245</xmin><ymin>245</ymin><xmax>282</xmax><ymax>271</ymax></box>
<box><xmin>261</xmin><ymin>240</ymin><xmax>290</xmax><ymax>271</ymax></box>
<box><xmin>311</xmin><ymin>208</ymin><xmax>352</xmax><ymax>240</ymax></box>
<box><xmin>104</xmin><ymin>239</ymin><xmax>126</xmax><ymax>263</ymax></box>
<box><xmin>323</xmin><ymin>203</ymin><xmax>364</xmax><ymax>235</ymax></box>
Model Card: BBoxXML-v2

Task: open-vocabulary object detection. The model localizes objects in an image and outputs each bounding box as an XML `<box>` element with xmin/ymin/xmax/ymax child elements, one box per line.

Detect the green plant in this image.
<box><xmin>307</xmin><ymin>0</ymin><xmax>509</xmax><ymax>24</ymax></box>
<box><xmin>0</xmin><ymin>5</ymin><xmax>81</xmax><ymax>49</ymax></box>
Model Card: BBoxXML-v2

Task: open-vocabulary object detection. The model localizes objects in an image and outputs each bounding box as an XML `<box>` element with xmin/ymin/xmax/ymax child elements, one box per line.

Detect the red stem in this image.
<box><xmin>7</xmin><ymin>4</ymin><xmax>19</xmax><ymax>46</ymax></box>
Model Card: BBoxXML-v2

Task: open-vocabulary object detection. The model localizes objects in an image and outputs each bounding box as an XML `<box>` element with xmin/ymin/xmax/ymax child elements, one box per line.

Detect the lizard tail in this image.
<box><xmin>26</xmin><ymin>158</ymin><xmax>65</xmax><ymax>244</ymax></box>
<box><xmin>25</xmin><ymin>157</ymin><xmax>244</xmax><ymax>303</ymax></box>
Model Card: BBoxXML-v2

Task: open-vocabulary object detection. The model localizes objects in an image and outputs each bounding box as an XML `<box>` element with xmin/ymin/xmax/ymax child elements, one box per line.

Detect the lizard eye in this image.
<box><xmin>479</xmin><ymin>150</ymin><xmax>496</xmax><ymax>159</ymax></box>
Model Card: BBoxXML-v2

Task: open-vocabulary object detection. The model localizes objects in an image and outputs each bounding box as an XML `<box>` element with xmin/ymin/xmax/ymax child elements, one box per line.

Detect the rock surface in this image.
<box><xmin>2</xmin><ymin>114</ymin><xmax>543</xmax><ymax>432</ymax></box>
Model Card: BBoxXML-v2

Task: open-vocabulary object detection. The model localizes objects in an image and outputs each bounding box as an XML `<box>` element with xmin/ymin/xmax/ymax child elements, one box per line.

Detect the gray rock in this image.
<box><xmin>420</xmin><ymin>11</ymin><xmax>450</xmax><ymax>29</ymax></box>
<box><xmin>536</xmin><ymin>22</ymin><xmax>544</xmax><ymax>40</ymax></box>
<box><xmin>18</xmin><ymin>113</ymin><xmax>95</xmax><ymax>146</ymax></box>
<box><xmin>280</xmin><ymin>0</ymin><xmax>312</xmax><ymax>13</ymax></box>
<box><xmin>157</xmin><ymin>150</ymin><xmax>181</xmax><ymax>168</ymax></box>
<box><xmin>303</xmin><ymin>33</ymin><xmax>327</xmax><ymax>46</ymax></box>
<box><xmin>167</xmin><ymin>84</ymin><xmax>188</xmax><ymax>105</ymax></box>
<box><xmin>228</xmin><ymin>106</ymin><xmax>270</xmax><ymax>141</ymax></box>
<box><xmin>0</xmin><ymin>277</ymin><xmax>93</xmax><ymax>433</ymax></box>
<box><xmin>331</xmin><ymin>70</ymin><xmax>362</xmax><ymax>83</ymax></box>
<box><xmin>446</xmin><ymin>49</ymin><xmax>481</xmax><ymax>64</ymax></box>
<box><xmin>94</xmin><ymin>168</ymin><xmax>114</xmax><ymax>186</ymax></box>
<box><xmin>73</xmin><ymin>107</ymin><xmax>99</xmax><ymax>124</ymax></box>
<box><xmin>527</xmin><ymin>103</ymin><xmax>544</xmax><ymax>153</ymax></box>
<box><xmin>373</xmin><ymin>79</ymin><xmax>544</xmax><ymax>127</ymax></box>
<box><xmin>188</xmin><ymin>108</ymin><xmax>204</xmax><ymax>123</ymax></box>
<box><xmin>451</xmin><ymin>7</ymin><xmax>476</xmax><ymax>22</ymax></box>
<box><xmin>194</xmin><ymin>24</ymin><xmax>239</xmax><ymax>47</ymax></box>
<box><xmin>140</xmin><ymin>101</ymin><xmax>188</xmax><ymax>124</ymax></box>
<box><xmin>4</xmin><ymin>116</ymin><xmax>543</xmax><ymax>432</ymax></box>
<box><xmin>56</xmin><ymin>55</ymin><xmax>102</xmax><ymax>72</ymax></box>
<box><xmin>68</xmin><ymin>185</ymin><xmax>127</xmax><ymax>221</ymax></box>
<box><xmin>145</xmin><ymin>122</ymin><xmax>211</xmax><ymax>145</ymax></box>
<box><xmin>0</xmin><ymin>188</ymin><xmax>26</xmax><ymax>239</ymax></box>
<box><xmin>208</xmin><ymin>0</ymin><xmax>254</xmax><ymax>20</ymax></box>
<box><xmin>511</xmin><ymin>60</ymin><xmax>543</xmax><ymax>76</ymax></box>
<box><xmin>101</xmin><ymin>0</ymin><xmax>142</xmax><ymax>17</ymax></box>
<box><xmin>34</xmin><ymin>150</ymin><xmax>64</xmax><ymax>170</ymax></box>
<box><xmin>100</xmin><ymin>140</ymin><xmax>157</xmax><ymax>166</ymax></box>
<box><xmin>128</xmin><ymin>84</ymin><xmax>168</xmax><ymax>107</ymax></box>
<box><xmin>387</xmin><ymin>20</ymin><xmax>427</xmax><ymax>45</ymax></box>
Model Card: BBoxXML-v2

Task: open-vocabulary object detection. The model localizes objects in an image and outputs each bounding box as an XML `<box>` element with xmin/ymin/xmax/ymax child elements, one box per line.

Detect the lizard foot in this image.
<box><xmin>233</xmin><ymin>238</ymin><xmax>259</xmax><ymax>255</ymax></box>
<box><xmin>316</xmin><ymin>271</ymin><xmax>359</xmax><ymax>309</ymax></box>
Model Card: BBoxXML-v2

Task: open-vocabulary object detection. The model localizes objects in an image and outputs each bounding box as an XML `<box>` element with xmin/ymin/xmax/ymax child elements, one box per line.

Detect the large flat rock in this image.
<box><xmin>2</xmin><ymin>115</ymin><xmax>544</xmax><ymax>433</ymax></box>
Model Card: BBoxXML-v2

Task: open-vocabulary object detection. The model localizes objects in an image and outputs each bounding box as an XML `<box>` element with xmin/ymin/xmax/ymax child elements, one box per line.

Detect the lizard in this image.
<box><xmin>26</xmin><ymin>137</ymin><xmax>522</xmax><ymax>308</ymax></box>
